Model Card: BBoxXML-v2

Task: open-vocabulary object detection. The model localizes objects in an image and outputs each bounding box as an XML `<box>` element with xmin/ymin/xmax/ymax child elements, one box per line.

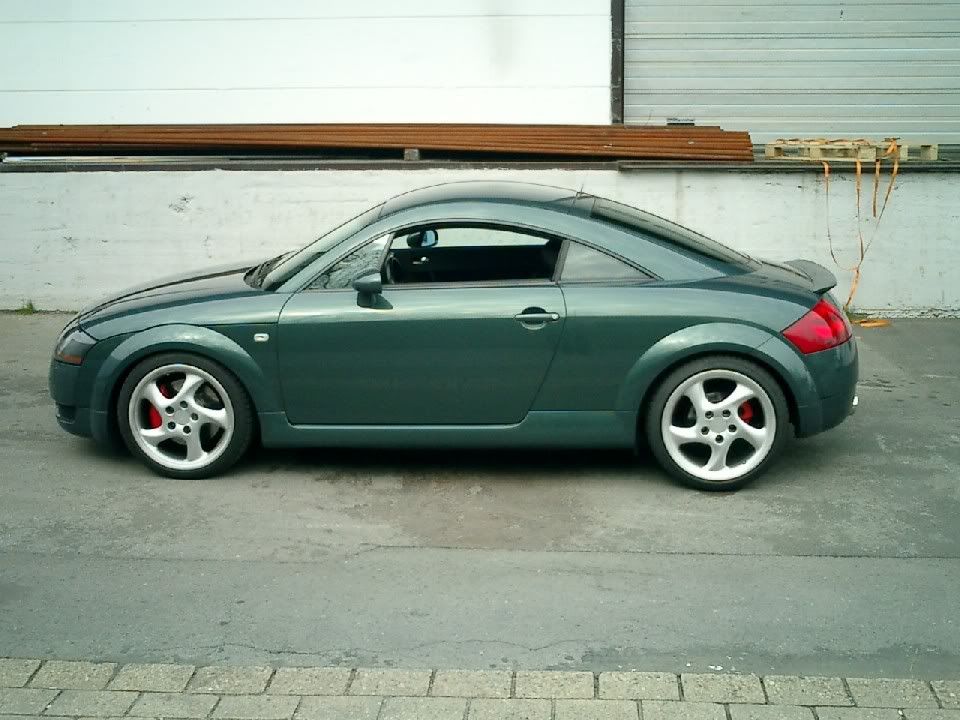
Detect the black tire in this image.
<box><xmin>644</xmin><ymin>355</ymin><xmax>791</xmax><ymax>491</ymax></box>
<box><xmin>116</xmin><ymin>352</ymin><xmax>254</xmax><ymax>479</ymax></box>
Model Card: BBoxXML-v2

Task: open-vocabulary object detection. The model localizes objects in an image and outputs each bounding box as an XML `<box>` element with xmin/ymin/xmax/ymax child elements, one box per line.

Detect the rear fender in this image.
<box><xmin>616</xmin><ymin>322</ymin><xmax>820</xmax><ymax>423</ymax></box>
<box><xmin>89</xmin><ymin>324</ymin><xmax>282</xmax><ymax>416</ymax></box>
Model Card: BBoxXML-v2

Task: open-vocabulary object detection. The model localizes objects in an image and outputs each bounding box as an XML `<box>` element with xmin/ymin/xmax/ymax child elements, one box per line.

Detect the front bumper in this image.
<box><xmin>49</xmin><ymin>357</ymin><xmax>94</xmax><ymax>438</ymax></box>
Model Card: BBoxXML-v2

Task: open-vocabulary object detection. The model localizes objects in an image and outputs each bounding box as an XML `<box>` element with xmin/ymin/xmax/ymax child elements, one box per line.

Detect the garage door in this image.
<box><xmin>623</xmin><ymin>0</ymin><xmax>960</xmax><ymax>143</ymax></box>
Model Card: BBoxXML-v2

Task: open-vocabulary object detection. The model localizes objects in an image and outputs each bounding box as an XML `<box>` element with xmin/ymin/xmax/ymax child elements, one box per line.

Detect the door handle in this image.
<box><xmin>514</xmin><ymin>311</ymin><xmax>560</xmax><ymax>323</ymax></box>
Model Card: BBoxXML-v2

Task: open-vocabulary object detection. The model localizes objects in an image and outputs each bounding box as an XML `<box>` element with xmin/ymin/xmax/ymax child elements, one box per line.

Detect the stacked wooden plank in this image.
<box><xmin>765</xmin><ymin>138</ymin><xmax>938</xmax><ymax>163</ymax></box>
<box><xmin>0</xmin><ymin>124</ymin><xmax>753</xmax><ymax>161</ymax></box>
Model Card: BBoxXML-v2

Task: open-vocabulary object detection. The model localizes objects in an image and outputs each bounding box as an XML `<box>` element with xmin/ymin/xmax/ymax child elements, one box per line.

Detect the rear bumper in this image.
<box><xmin>794</xmin><ymin>337</ymin><xmax>859</xmax><ymax>438</ymax></box>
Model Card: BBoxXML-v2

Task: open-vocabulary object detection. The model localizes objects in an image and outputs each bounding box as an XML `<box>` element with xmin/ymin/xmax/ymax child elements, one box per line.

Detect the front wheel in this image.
<box><xmin>117</xmin><ymin>353</ymin><xmax>254</xmax><ymax>479</ymax></box>
<box><xmin>645</xmin><ymin>356</ymin><xmax>790</xmax><ymax>491</ymax></box>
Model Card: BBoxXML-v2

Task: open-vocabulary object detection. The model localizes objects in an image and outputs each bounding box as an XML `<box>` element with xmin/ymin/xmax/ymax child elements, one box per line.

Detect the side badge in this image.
<box><xmin>253</xmin><ymin>333</ymin><xmax>270</xmax><ymax>343</ymax></box>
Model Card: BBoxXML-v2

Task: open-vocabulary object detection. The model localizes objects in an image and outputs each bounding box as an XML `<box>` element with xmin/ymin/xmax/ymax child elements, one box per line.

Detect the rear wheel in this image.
<box><xmin>645</xmin><ymin>356</ymin><xmax>790</xmax><ymax>491</ymax></box>
<box><xmin>117</xmin><ymin>353</ymin><xmax>253</xmax><ymax>479</ymax></box>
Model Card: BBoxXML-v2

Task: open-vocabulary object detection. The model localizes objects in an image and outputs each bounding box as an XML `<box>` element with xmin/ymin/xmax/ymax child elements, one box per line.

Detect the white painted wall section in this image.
<box><xmin>0</xmin><ymin>0</ymin><xmax>610</xmax><ymax>125</ymax></box>
<box><xmin>1</xmin><ymin>168</ymin><xmax>956</xmax><ymax>315</ymax></box>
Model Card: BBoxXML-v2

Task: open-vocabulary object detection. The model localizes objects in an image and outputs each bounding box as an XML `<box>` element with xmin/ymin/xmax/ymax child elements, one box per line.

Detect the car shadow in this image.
<box><xmin>247</xmin><ymin>444</ymin><xmax>650</xmax><ymax>476</ymax></box>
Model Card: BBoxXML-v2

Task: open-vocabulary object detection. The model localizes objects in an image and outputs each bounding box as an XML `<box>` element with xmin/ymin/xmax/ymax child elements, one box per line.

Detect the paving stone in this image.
<box><xmin>109</xmin><ymin>663</ymin><xmax>196</xmax><ymax>692</ymax></box>
<box><xmin>728</xmin><ymin>704</ymin><xmax>814</xmax><ymax>719</ymax></box>
<box><xmin>44</xmin><ymin>690</ymin><xmax>138</xmax><ymax>717</ymax></box>
<box><xmin>430</xmin><ymin>670</ymin><xmax>511</xmax><ymax>698</ymax></box>
<box><xmin>1</xmin><ymin>716</ymin><xmax>72</xmax><ymax>720</ymax></box>
<box><xmin>681</xmin><ymin>674</ymin><xmax>765</xmax><ymax>704</ymax></box>
<box><xmin>295</xmin><ymin>696</ymin><xmax>382</xmax><ymax>720</ymax></box>
<box><xmin>468</xmin><ymin>698</ymin><xmax>552</xmax><ymax>720</ymax></box>
<box><xmin>0</xmin><ymin>660</ymin><xmax>41</xmax><ymax>688</ymax></box>
<box><xmin>640</xmin><ymin>700</ymin><xmax>726</xmax><ymax>720</ymax></box>
<box><xmin>30</xmin><ymin>662</ymin><xmax>116</xmax><ymax>690</ymax></box>
<box><xmin>815</xmin><ymin>710</ymin><xmax>903</xmax><ymax>720</ymax></box>
<box><xmin>348</xmin><ymin>669</ymin><xmax>430</xmax><ymax>697</ymax></box>
<box><xmin>129</xmin><ymin>691</ymin><xmax>220</xmax><ymax>718</ymax></box>
<box><xmin>762</xmin><ymin>675</ymin><xmax>852</xmax><ymax>706</ymax></box>
<box><xmin>933</xmin><ymin>681</ymin><xmax>960</xmax><ymax>709</ymax></box>
<box><xmin>846</xmin><ymin>678</ymin><xmax>939</xmax><ymax>708</ymax></box>
<box><xmin>187</xmin><ymin>667</ymin><xmax>273</xmax><ymax>695</ymax></box>
<box><xmin>0</xmin><ymin>688</ymin><xmax>59</xmax><ymax>714</ymax></box>
<box><xmin>514</xmin><ymin>671</ymin><xmax>594</xmax><ymax>699</ymax></box>
<box><xmin>212</xmin><ymin>695</ymin><xmax>300</xmax><ymax>719</ymax></box>
<box><xmin>267</xmin><ymin>668</ymin><xmax>350</xmax><ymax>696</ymax></box>
<box><xmin>903</xmin><ymin>712</ymin><xmax>960</xmax><ymax>719</ymax></box>
<box><xmin>599</xmin><ymin>672</ymin><xmax>679</xmax><ymax>700</ymax></box>
<box><xmin>554</xmin><ymin>698</ymin><xmax>639</xmax><ymax>720</ymax></box>
<box><xmin>379</xmin><ymin>696</ymin><xmax>467</xmax><ymax>720</ymax></box>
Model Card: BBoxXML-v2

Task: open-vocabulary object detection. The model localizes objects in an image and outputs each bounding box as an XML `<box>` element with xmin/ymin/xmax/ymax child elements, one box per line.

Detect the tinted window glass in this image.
<box><xmin>310</xmin><ymin>236</ymin><xmax>388</xmax><ymax>290</ymax></box>
<box><xmin>561</xmin><ymin>242</ymin><xmax>646</xmax><ymax>282</ymax></box>
<box><xmin>384</xmin><ymin>226</ymin><xmax>562</xmax><ymax>285</ymax></box>
<box><xmin>591</xmin><ymin>198</ymin><xmax>755</xmax><ymax>267</ymax></box>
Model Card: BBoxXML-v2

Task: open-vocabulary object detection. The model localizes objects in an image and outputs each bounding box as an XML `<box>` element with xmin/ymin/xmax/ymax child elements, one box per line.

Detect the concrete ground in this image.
<box><xmin>1</xmin><ymin>314</ymin><xmax>958</xmax><ymax>678</ymax></box>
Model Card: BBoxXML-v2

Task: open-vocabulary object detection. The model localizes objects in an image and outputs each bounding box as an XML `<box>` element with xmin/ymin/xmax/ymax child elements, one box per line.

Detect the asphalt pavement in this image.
<box><xmin>1</xmin><ymin>313</ymin><xmax>958</xmax><ymax>678</ymax></box>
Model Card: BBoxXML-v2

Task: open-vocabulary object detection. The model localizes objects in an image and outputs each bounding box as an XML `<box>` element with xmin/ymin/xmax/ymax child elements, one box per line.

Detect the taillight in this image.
<box><xmin>783</xmin><ymin>298</ymin><xmax>852</xmax><ymax>354</ymax></box>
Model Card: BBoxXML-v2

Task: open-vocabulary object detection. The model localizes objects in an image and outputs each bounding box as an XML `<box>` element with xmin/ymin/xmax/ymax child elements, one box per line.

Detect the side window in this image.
<box><xmin>560</xmin><ymin>242</ymin><xmax>647</xmax><ymax>283</ymax></box>
<box><xmin>309</xmin><ymin>236</ymin><xmax>389</xmax><ymax>290</ymax></box>
<box><xmin>384</xmin><ymin>225</ymin><xmax>562</xmax><ymax>285</ymax></box>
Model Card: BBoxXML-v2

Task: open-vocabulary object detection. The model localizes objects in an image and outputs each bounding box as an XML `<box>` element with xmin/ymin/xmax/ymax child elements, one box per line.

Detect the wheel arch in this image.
<box><xmin>615</xmin><ymin>323</ymin><xmax>818</xmax><ymax>444</ymax></box>
<box><xmin>91</xmin><ymin>324</ymin><xmax>281</xmax><ymax>439</ymax></box>
<box><xmin>635</xmin><ymin>349</ymin><xmax>800</xmax><ymax>445</ymax></box>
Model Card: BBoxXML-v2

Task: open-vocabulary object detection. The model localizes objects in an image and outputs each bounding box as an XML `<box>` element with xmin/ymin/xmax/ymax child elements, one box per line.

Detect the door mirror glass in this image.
<box><xmin>406</xmin><ymin>229</ymin><xmax>438</xmax><ymax>249</ymax></box>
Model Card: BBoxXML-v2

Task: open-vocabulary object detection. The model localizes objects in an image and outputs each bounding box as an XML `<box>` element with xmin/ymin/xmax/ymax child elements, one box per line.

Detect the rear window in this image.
<box><xmin>590</xmin><ymin>198</ymin><xmax>755</xmax><ymax>268</ymax></box>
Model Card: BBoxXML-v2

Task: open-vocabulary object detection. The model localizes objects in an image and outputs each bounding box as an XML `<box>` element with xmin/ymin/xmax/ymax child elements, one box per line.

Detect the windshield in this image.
<box><xmin>591</xmin><ymin>198</ymin><xmax>756</xmax><ymax>267</ymax></box>
<box><xmin>260</xmin><ymin>202</ymin><xmax>385</xmax><ymax>288</ymax></box>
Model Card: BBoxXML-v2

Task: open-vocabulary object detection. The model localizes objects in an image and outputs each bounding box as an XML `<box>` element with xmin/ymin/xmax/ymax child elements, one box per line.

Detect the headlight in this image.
<box><xmin>54</xmin><ymin>326</ymin><xmax>96</xmax><ymax>365</ymax></box>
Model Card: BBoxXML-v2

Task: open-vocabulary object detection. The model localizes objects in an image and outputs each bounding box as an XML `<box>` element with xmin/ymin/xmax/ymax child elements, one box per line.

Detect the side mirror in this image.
<box><xmin>407</xmin><ymin>228</ymin><xmax>438</xmax><ymax>249</ymax></box>
<box><xmin>352</xmin><ymin>272</ymin><xmax>382</xmax><ymax>296</ymax></box>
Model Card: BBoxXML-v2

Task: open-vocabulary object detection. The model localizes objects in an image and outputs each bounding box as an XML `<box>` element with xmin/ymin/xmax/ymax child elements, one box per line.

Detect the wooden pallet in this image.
<box><xmin>765</xmin><ymin>139</ymin><xmax>938</xmax><ymax>162</ymax></box>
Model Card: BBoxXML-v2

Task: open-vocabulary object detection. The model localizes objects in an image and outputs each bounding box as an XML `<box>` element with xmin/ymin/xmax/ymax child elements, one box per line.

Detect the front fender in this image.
<box><xmin>615</xmin><ymin>322</ymin><xmax>819</xmax><ymax>420</ymax></box>
<box><xmin>89</xmin><ymin>323</ymin><xmax>282</xmax><ymax>419</ymax></box>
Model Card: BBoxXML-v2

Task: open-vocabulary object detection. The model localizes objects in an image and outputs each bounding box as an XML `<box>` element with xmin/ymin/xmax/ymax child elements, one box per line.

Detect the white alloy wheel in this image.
<box><xmin>127</xmin><ymin>363</ymin><xmax>235</xmax><ymax>472</ymax></box>
<box><xmin>660</xmin><ymin>369</ymin><xmax>777</xmax><ymax>483</ymax></box>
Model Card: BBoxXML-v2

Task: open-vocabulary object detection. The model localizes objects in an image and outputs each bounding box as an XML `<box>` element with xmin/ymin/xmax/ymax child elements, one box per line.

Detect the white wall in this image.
<box><xmin>0</xmin><ymin>0</ymin><xmax>611</xmax><ymax>125</ymax></box>
<box><xmin>1</xmin><ymin>167</ymin><xmax>956</xmax><ymax>315</ymax></box>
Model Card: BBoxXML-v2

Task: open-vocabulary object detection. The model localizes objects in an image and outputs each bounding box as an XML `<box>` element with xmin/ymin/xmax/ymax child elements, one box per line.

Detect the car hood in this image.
<box><xmin>75</xmin><ymin>261</ymin><xmax>286</xmax><ymax>339</ymax></box>
<box><xmin>76</xmin><ymin>262</ymin><xmax>258</xmax><ymax>321</ymax></box>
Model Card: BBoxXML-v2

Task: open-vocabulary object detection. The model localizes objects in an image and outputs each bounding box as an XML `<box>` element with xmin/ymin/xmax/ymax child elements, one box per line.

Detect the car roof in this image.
<box><xmin>380</xmin><ymin>181</ymin><xmax>590</xmax><ymax>218</ymax></box>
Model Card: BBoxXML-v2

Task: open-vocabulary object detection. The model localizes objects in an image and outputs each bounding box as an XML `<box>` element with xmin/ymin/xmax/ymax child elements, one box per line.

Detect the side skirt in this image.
<box><xmin>258</xmin><ymin>410</ymin><xmax>637</xmax><ymax>449</ymax></box>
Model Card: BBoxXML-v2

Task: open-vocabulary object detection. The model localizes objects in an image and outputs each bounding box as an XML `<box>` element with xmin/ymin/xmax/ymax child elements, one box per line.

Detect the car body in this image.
<box><xmin>49</xmin><ymin>181</ymin><xmax>858</xmax><ymax>489</ymax></box>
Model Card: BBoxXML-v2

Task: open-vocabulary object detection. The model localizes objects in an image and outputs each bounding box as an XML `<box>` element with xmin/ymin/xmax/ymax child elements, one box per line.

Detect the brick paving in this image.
<box><xmin>0</xmin><ymin>658</ymin><xmax>956</xmax><ymax>719</ymax></box>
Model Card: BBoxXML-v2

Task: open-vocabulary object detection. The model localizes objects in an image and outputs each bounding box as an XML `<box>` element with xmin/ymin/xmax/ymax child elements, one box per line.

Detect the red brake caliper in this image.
<box><xmin>146</xmin><ymin>382</ymin><xmax>173</xmax><ymax>429</ymax></box>
<box><xmin>738</xmin><ymin>401</ymin><xmax>755</xmax><ymax>424</ymax></box>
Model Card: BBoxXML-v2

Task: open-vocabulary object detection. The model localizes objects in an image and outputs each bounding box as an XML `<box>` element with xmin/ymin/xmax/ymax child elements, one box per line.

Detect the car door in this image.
<box><xmin>534</xmin><ymin>239</ymin><xmax>657</xmax><ymax>412</ymax></box>
<box><xmin>277</xmin><ymin>224</ymin><xmax>567</xmax><ymax>425</ymax></box>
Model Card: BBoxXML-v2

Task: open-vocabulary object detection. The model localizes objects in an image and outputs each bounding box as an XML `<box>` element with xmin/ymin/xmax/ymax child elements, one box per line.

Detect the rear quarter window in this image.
<box><xmin>590</xmin><ymin>198</ymin><xmax>756</xmax><ymax>269</ymax></box>
<box><xmin>561</xmin><ymin>241</ymin><xmax>648</xmax><ymax>283</ymax></box>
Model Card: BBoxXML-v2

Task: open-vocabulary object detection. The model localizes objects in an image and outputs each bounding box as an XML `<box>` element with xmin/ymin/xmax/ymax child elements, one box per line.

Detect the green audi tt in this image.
<box><xmin>49</xmin><ymin>181</ymin><xmax>858</xmax><ymax>490</ymax></box>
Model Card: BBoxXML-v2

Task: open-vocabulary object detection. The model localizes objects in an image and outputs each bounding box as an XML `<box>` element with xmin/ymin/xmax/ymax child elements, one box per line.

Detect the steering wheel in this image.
<box><xmin>384</xmin><ymin>253</ymin><xmax>403</xmax><ymax>285</ymax></box>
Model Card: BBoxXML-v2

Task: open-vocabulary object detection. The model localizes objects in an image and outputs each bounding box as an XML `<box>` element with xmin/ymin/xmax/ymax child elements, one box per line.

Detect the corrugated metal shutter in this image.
<box><xmin>623</xmin><ymin>0</ymin><xmax>960</xmax><ymax>143</ymax></box>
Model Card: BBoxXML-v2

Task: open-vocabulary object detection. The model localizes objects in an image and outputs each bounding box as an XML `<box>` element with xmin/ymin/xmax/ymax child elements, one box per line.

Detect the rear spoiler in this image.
<box><xmin>784</xmin><ymin>259</ymin><xmax>837</xmax><ymax>294</ymax></box>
